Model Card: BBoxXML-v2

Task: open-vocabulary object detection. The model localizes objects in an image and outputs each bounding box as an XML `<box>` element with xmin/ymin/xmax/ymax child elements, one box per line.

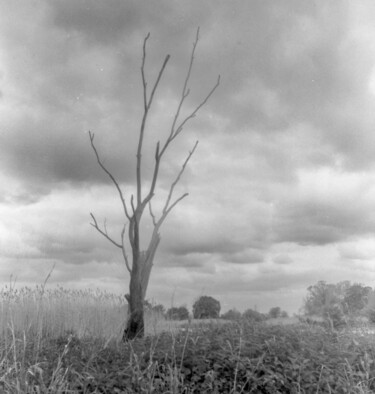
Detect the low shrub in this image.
<box><xmin>221</xmin><ymin>308</ymin><xmax>242</xmax><ymax>320</ymax></box>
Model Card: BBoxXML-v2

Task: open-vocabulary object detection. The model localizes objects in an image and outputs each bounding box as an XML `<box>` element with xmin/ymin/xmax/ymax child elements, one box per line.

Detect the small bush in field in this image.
<box><xmin>268</xmin><ymin>306</ymin><xmax>282</xmax><ymax>318</ymax></box>
<box><xmin>166</xmin><ymin>306</ymin><xmax>189</xmax><ymax>320</ymax></box>
<box><xmin>242</xmin><ymin>308</ymin><xmax>265</xmax><ymax>322</ymax></box>
<box><xmin>193</xmin><ymin>295</ymin><xmax>220</xmax><ymax>319</ymax></box>
<box><xmin>281</xmin><ymin>310</ymin><xmax>289</xmax><ymax>318</ymax></box>
<box><xmin>221</xmin><ymin>308</ymin><xmax>242</xmax><ymax>320</ymax></box>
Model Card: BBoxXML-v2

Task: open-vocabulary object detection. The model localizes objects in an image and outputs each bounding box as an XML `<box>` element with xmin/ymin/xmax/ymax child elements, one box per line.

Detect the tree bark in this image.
<box><xmin>123</xmin><ymin>232</ymin><xmax>160</xmax><ymax>340</ymax></box>
<box><xmin>123</xmin><ymin>258</ymin><xmax>144</xmax><ymax>340</ymax></box>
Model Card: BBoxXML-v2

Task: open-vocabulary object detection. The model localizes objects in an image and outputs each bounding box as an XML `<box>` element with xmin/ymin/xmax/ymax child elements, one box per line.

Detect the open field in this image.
<box><xmin>2</xmin><ymin>286</ymin><xmax>375</xmax><ymax>393</ymax></box>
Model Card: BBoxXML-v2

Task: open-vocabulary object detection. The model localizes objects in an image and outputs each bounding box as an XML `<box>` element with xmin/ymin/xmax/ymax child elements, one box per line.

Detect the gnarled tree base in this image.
<box><xmin>123</xmin><ymin>311</ymin><xmax>144</xmax><ymax>341</ymax></box>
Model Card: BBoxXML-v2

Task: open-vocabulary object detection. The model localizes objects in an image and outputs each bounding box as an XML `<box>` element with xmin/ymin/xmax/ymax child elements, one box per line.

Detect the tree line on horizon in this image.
<box><xmin>145</xmin><ymin>295</ymin><xmax>289</xmax><ymax>322</ymax></box>
<box><xmin>145</xmin><ymin>281</ymin><xmax>375</xmax><ymax>327</ymax></box>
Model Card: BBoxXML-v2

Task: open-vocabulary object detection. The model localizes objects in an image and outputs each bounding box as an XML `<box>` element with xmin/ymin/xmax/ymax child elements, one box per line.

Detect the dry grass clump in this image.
<box><xmin>0</xmin><ymin>284</ymin><xmax>127</xmax><ymax>341</ymax></box>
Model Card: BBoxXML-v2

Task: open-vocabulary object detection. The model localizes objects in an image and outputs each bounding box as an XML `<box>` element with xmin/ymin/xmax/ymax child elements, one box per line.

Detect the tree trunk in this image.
<box><xmin>123</xmin><ymin>266</ymin><xmax>144</xmax><ymax>340</ymax></box>
<box><xmin>123</xmin><ymin>232</ymin><xmax>160</xmax><ymax>341</ymax></box>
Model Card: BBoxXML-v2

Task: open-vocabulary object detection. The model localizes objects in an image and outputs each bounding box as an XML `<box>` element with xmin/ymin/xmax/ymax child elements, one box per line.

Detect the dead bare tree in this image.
<box><xmin>89</xmin><ymin>29</ymin><xmax>219</xmax><ymax>340</ymax></box>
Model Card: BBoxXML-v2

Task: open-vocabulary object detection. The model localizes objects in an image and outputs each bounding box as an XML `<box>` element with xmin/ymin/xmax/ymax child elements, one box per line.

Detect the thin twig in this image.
<box><xmin>141</xmin><ymin>33</ymin><xmax>150</xmax><ymax>111</ymax></box>
<box><xmin>169</xmin><ymin>27</ymin><xmax>200</xmax><ymax>142</ymax></box>
<box><xmin>148</xmin><ymin>201</ymin><xmax>157</xmax><ymax>226</ymax></box>
<box><xmin>173</xmin><ymin>75</ymin><xmax>220</xmax><ymax>138</ymax></box>
<box><xmin>137</xmin><ymin>34</ymin><xmax>170</xmax><ymax>206</ymax></box>
<box><xmin>90</xmin><ymin>213</ymin><xmax>122</xmax><ymax>249</ymax></box>
<box><xmin>163</xmin><ymin>141</ymin><xmax>198</xmax><ymax>214</ymax></box>
<box><xmin>144</xmin><ymin>27</ymin><xmax>219</xmax><ymax>210</ymax></box>
<box><xmin>89</xmin><ymin>131</ymin><xmax>131</xmax><ymax>220</ymax></box>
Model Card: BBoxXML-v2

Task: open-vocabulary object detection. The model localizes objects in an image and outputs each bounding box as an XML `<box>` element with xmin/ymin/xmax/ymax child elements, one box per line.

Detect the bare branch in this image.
<box><xmin>163</xmin><ymin>141</ymin><xmax>198</xmax><ymax>215</ymax></box>
<box><xmin>121</xmin><ymin>225</ymin><xmax>132</xmax><ymax>273</ymax></box>
<box><xmin>168</xmin><ymin>27</ymin><xmax>200</xmax><ymax>144</ymax></box>
<box><xmin>157</xmin><ymin>193</ymin><xmax>189</xmax><ymax>230</ymax></box>
<box><xmin>147</xmin><ymin>54</ymin><xmax>170</xmax><ymax>109</ymax></box>
<box><xmin>142</xmin><ymin>30</ymin><xmax>219</xmax><ymax>209</ymax></box>
<box><xmin>141</xmin><ymin>33</ymin><xmax>150</xmax><ymax>111</ymax></box>
<box><xmin>130</xmin><ymin>194</ymin><xmax>136</xmax><ymax>215</ymax></box>
<box><xmin>148</xmin><ymin>201</ymin><xmax>157</xmax><ymax>227</ymax></box>
<box><xmin>157</xmin><ymin>28</ymin><xmax>220</xmax><ymax>161</ymax></box>
<box><xmin>143</xmin><ymin>141</ymin><xmax>161</xmax><ymax>205</ymax></box>
<box><xmin>165</xmin><ymin>192</ymin><xmax>189</xmax><ymax>216</ymax></box>
<box><xmin>128</xmin><ymin>217</ymin><xmax>135</xmax><ymax>248</ymax></box>
<box><xmin>137</xmin><ymin>35</ymin><xmax>170</xmax><ymax>206</ymax></box>
<box><xmin>89</xmin><ymin>131</ymin><xmax>131</xmax><ymax>221</ymax></box>
<box><xmin>90</xmin><ymin>213</ymin><xmax>122</xmax><ymax>248</ymax></box>
<box><xmin>152</xmin><ymin>141</ymin><xmax>198</xmax><ymax>231</ymax></box>
<box><xmin>174</xmin><ymin>75</ymin><xmax>220</xmax><ymax>138</ymax></box>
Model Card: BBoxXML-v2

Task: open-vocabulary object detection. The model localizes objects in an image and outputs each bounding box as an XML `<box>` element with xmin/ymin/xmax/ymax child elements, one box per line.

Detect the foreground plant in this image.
<box><xmin>3</xmin><ymin>320</ymin><xmax>375</xmax><ymax>393</ymax></box>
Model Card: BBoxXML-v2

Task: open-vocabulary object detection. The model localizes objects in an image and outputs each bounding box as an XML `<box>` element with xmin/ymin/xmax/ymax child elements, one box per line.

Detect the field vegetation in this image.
<box><xmin>2</xmin><ymin>281</ymin><xmax>375</xmax><ymax>393</ymax></box>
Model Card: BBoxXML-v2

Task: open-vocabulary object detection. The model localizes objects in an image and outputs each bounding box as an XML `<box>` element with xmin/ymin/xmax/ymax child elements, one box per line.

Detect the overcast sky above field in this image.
<box><xmin>2</xmin><ymin>1</ymin><xmax>375</xmax><ymax>314</ymax></box>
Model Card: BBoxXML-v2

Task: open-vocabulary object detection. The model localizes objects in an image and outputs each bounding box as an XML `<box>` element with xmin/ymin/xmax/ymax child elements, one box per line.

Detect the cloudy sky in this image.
<box><xmin>2</xmin><ymin>1</ymin><xmax>375</xmax><ymax>314</ymax></box>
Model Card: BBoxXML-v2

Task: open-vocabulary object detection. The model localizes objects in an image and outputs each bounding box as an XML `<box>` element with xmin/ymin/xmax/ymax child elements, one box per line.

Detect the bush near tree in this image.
<box><xmin>166</xmin><ymin>306</ymin><xmax>189</xmax><ymax>321</ymax></box>
<box><xmin>221</xmin><ymin>308</ymin><xmax>242</xmax><ymax>320</ymax></box>
<box><xmin>242</xmin><ymin>308</ymin><xmax>265</xmax><ymax>322</ymax></box>
<box><xmin>268</xmin><ymin>306</ymin><xmax>281</xmax><ymax>319</ymax></box>
<box><xmin>144</xmin><ymin>299</ymin><xmax>166</xmax><ymax>316</ymax></box>
<box><xmin>267</xmin><ymin>307</ymin><xmax>289</xmax><ymax>319</ymax></box>
<box><xmin>193</xmin><ymin>296</ymin><xmax>221</xmax><ymax>319</ymax></box>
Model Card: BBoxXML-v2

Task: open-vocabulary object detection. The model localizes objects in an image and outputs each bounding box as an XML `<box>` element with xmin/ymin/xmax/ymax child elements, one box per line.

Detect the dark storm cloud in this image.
<box><xmin>0</xmin><ymin>117</ymin><xmax>136</xmax><ymax>189</ymax></box>
<box><xmin>2</xmin><ymin>0</ymin><xmax>374</xmax><ymax>196</ymax></box>
<box><xmin>166</xmin><ymin>236</ymin><xmax>243</xmax><ymax>257</ymax></box>
<box><xmin>51</xmin><ymin>0</ymin><xmax>141</xmax><ymax>45</ymax></box>
<box><xmin>35</xmin><ymin>232</ymin><xmax>121</xmax><ymax>265</ymax></box>
<box><xmin>223</xmin><ymin>248</ymin><xmax>265</xmax><ymax>265</ymax></box>
<box><xmin>274</xmin><ymin>193</ymin><xmax>375</xmax><ymax>246</ymax></box>
<box><xmin>0</xmin><ymin>0</ymin><xmax>222</xmax><ymax>192</ymax></box>
<box><xmin>49</xmin><ymin>0</ymin><xmax>207</xmax><ymax>46</ymax></box>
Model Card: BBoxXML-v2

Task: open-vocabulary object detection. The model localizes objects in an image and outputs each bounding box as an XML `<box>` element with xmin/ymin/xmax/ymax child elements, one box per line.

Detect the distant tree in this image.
<box><xmin>152</xmin><ymin>304</ymin><xmax>166</xmax><ymax>316</ymax></box>
<box><xmin>343</xmin><ymin>283</ymin><xmax>371</xmax><ymax>315</ymax></box>
<box><xmin>304</xmin><ymin>280</ymin><xmax>371</xmax><ymax>318</ymax></box>
<box><xmin>144</xmin><ymin>299</ymin><xmax>166</xmax><ymax>316</ymax></box>
<box><xmin>89</xmin><ymin>29</ymin><xmax>219</xmax><ymax>340</ymax></box>
<box><xmin>193</xmin><ymin>296</ymin><xmax>221</xmax><ymax>319</ymax></box>
<box><xmin>303</xmin><ymin>281</ymin><xmax>339</xmax><ymax>316</ymax></box>
<box><xmin>323</xmin><ymin>303</ymin><xmax>346</xmax><ymax>330</ymax></box>
<box><xmin>268</xmin><ymin>306</ymin><xmax>282</xmax><ymax>319</ymax></box>
<box><xmin>166</xmin><ymin>306</ymin><xmax>189</xmax><ymax>321</ymax></box>
<box><xmin>280</xmin><ymin>310</ymin><xmax>289</xmax><ymax>318</ymax></box>
<box><xmin>242</xmin><ymin>308</ymin><xmax>265</xmax><ymax>322</ymax></box>
<box><xmin>221</xmin><ymin>308</ymin><xmax>242</xmax><ymax>320</ymax></box>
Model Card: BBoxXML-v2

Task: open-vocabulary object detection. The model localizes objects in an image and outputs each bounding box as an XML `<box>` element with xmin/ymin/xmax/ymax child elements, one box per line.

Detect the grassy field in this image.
<box><xmin>2</xmin><ymin>285</ymin><xmax>375</xmax><ymax>393</ymax></box>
